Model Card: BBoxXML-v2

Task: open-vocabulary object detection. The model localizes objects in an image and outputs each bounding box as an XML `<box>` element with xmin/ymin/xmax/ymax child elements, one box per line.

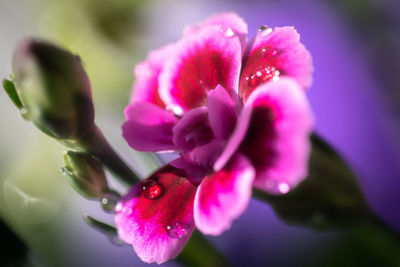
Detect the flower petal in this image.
<box><xmin>131</xmin><ymin>44</ymin><xmax>176</xmax><ymax>108</ymax></box>
<box><xmin>172</xmin><ymin>107</ymin><xmax>224</xmax><ymax>178</ymax></box>
<box><xmin>194</xmin><ymin>154</ymin><xmax>255</xmax><ymax>235</ymax></box>
<box><xmin>122</xmin><ymin>102</ymin><xmax>178</xmax><ymax>151</ymax></box>
<box><xmin>159</xmin><ymin>25</ymin><xmax>242</xmax><ymax>115</ymax></box>
<box><xmin>115</xmin><ymin>165</ymin><xmax>197</xmax><ymax>264</ymax></box>
<box><xmin>240</xmin><ymin>26</ymin><xmax>313</xmax><ymax>101</ymax></box>
<box><xmin>207</xmin><ymin>84</ymin><xmax>239</xmax><ymax>140</ymax></box>
<box><xmin>240</xmin><ymin>78</ymin><xmax>313</xmax><ymax>194</ymax></box>
<box><xmin>183</xmin><ymin>12</ymin><xmax>248</xmax><ymax>53</ymax></box>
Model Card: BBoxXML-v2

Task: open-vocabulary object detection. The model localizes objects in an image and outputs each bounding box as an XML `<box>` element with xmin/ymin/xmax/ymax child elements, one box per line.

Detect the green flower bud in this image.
<box><xmin>62</xmin><ymin>151</ymin><xmax>108</xmax><ymax>199</ymax></box>
<box><xmin>11</xmin><ymin>39</ymin><xmax>94</xmax><ymax>139</ymax></box>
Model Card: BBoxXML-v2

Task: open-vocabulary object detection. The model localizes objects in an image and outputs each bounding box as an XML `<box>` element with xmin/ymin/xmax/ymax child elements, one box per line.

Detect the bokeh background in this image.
<box><xmin>1</xmin><ymin>0</ymin><xmax>400</xmax><ymax>266</ymax></box>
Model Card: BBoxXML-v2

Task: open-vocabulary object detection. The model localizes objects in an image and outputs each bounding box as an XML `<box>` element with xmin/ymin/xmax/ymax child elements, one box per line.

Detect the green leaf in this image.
<box><xmin>253</xmin><ymin>133</ymin><xmax>370</xmax><ymax>230</ymax></box>
<box><xmin>2</xmin><ymin>79</ymin><xmax>24</xmax><ymax>109</ymax></box>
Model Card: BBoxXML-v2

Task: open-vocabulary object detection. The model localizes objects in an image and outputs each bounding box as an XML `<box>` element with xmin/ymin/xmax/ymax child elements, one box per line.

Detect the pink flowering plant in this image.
<box><xmin>118</xmin><ymin>13</ymin><xmax>313</xmax><ymax>263</ymax></box>
<box><xmin>3</xmin><ymin>11</ymin><xmax>397</xmax><ymax>267</ymax></box>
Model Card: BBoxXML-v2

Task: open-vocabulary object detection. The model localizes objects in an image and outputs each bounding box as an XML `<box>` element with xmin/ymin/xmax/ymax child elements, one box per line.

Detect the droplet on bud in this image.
<box><xmin>20</xmin><ymin>107</ymin><xmax>31</xmax><ymax>120</ymax></box>
<box><xmin>257</xmin><ymin>25</ymin><xmax>273</xmax><ymax>37</ymax></box>
<box><xmin>142</xmin><ymin>179</ymin><xmax>164</xmax><ymax>200</ymax></box>
<box><xmin>166</xmin><ymin>221</ymin><xmax>188</xmax><ymax>238</ymax></box>
<box><xmin>60</xmin><ymin>167</ymin><xmax>69</xmax><ymax>176</ymax></box>
<box><xmin>101</xmin><ymin>191</ymin><xmax>121</xmax><ymax>212</ymax></box>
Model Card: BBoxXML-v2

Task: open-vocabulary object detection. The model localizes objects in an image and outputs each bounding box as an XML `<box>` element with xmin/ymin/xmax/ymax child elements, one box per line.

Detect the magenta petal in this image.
<box><xmin>122</xmin><ymin>102</ymin><xmax>178</xmax><ymax>151</ymax></box>
<box><xmin>159</xmin><ymin>25</ymin><xmax>242</xmax><ymax>115</ymax></box>
<box><xmin>194</xmin><ymin>154</ymin><xmax>255</xmax><ymax>235</ymax></box>
<box><xmin>240</xmin><ymin>26</ymin><xmax>313</xmax><ymax>100</ymax></box>
<box><xmin>207</xmin><ymin>85</ymin><xmax>239</xmax><ymax>140</ymax></box>
<box><xmin>131</xmin><ymin>44</ymin><xmax>176</xmax><ymax>108</ymax></box>
<box><xmin>172</xmin><ymin>107</ymin><xmax>212</xmax><ymax>152</ymax></box>
<box><xmin>243</xmin><ymin>78</ymin><xmax>313</xmax><ymax>194</ymax></box>
<box><xmin>114</xmin><ymin>165</ymin><xmax>196</xmax><ymax>264</ymax></box>
<box><xmin>173</xmin><ymin>107</ymin><xmax>224</xmax><ymax>176</ymax></box>
<box><xmin>183</xmin><ymin>12</ymin><xmax>248</xmax><ymax>53</ymax></box>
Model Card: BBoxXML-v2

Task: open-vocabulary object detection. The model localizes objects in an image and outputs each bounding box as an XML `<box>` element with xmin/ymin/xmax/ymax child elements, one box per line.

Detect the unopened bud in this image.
<box><xmin>11</xmin><ymin>38</ymin><xmax>94</xmax><ymax>139</ymax></box>
<box><xmin>62</xmin><ymin>151</ymin><xmax>108</xmax><ymax>199</ymax></box>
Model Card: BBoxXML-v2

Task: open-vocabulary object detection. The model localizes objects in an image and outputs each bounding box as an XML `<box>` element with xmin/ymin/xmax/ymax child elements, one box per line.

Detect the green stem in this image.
<box><xmin>75</xmin><ymin>125</ymin><xmax>140</xmax><ymax>186</ymax></box>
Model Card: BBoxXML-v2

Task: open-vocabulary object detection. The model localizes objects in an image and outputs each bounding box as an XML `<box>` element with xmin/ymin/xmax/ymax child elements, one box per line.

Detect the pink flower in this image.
<box><xmin>117</xmin><ymin>12</ymin><xmax>314</xmax><ymax>264</ymax></box>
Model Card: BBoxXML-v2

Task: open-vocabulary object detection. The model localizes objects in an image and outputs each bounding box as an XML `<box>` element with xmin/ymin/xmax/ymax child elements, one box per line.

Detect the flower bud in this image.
<box><xmin>62</xmin><ymin>151</ymin><xmax>108</xmax><ymax>199</ymax></box>
<box><xmin>11</xmin><ymin>38</ymin><xmax>94</xmax><ymax>139</ymax></box>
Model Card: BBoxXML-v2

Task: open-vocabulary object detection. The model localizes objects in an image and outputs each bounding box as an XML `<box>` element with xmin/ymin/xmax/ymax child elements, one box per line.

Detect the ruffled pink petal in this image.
<box><xmin>240</xmin><ymin>26</ymin><xmax>313</xmax><ymax>101</ymax></box>
<box><xmin>172</xmin><ymin>107</ymin><xmax>224</xmax><ymax>179</ymax></box>
<box><xmin>194</xmin><ymin>154</ymin><xmax>255</xmax><ymax>235</ymax></box>
<box><xmin>242</xmin><ymin>78</ymin><xmax>313</xmax><ymax>194</ymax></box>
<box><xmin>131</xmin><ymin>44</ymin><xmax>176</xmax><ymax>108</ymax></box>
<box><xmin>122</xmin><ymin>102</ymin><xmax>178</xmax><ymax>151</ymax></box>
<box><xmin>207</xmin><ymin>84</ymin><xmax>239</xmax><ymax>140</ymax></box>
<box><xmin>114</xmin><ymin>165</ymin><xmax>197</xmax><ymax>264</ymax></box>
<box><xmin>183</xmin><ymin>12</ymin><xmax>248</xmax><ymax>53</ymax></box>
<box><xmin>159</xmin><ymin>25</ymin><xmax>242</xmax><ymax>115</ymax></box>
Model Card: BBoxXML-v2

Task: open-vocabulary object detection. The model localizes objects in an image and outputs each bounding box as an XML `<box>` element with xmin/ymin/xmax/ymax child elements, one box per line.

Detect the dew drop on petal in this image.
<box><xmin>166</xmin><ymin>221</ymin><xmax>188</xmax><ymax>239</ymax></box>
<box><xmin>122</xmin><ymin>207</ymin><xmax>133</xmax><ymax>215</ymax></box>
<box><xmin>261</xmin><ymin>46</ymin><xmax>280</xmax><ymax>58</ymax></box>
<box><xmin>247</xmin><ymin>66</ymin><xmax>281</xmax><ymax>87</ymax></box>
<box><xmin>171</xmin><ymin>105</ymin><xmax>183</xmax><ymax>116</ymax></box>
<box><xmin>257</xmin><ymin>25</ymin><xmax>273</xmax><ymax>37</ymax></box>
<box><xmin>220</xmin><ymin>26</ymin><xmax>235</xmax><ymax>38</ymax></box>
<box><xmin>278</xmin><ymin>182</ymin><xmax>290</xmax><ymax>194</ymax></box>
<box><xmin>141</xmin><ymin>179</ymin><xmax>164</xmax><ymax>200</ymax></box>
<box><xmin>115</xmin><ymin>203</ymin><xmax>123</xmax><ymax>212</ymax></box>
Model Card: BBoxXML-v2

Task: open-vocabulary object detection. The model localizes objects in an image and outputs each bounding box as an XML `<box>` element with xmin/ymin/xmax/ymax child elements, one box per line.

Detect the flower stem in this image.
<box><xmin>73</xmin><ymin>125</ymin><xmax>140</xmax><ymax>186</ymax></box>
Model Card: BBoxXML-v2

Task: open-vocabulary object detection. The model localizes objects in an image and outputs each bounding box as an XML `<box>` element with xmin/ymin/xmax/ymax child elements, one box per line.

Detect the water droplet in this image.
<box><xmin>220</xmin><ymin>27</ymin><xmax>235</xmax><ymax>38</ymax></box>
<box><xmin>142</xmin><ymin>179</ymin><xmax>164</xmax><ymax>200</ymax></box>
<box><xmin>122</xmin><ymin>207</ymin><xmax>133</xmax><ymax>215</ymax></box>
<box><xmin>60</xmin><ymin>167</ymin><xmax>69</xmax><ymax>176</ymax></box>
<box><xmin>101</xmin><ymin>191</ymin><xmax>121</xmax><ymax>212</ymax></box>
<box><xmin>265</xmin><ymin>180</ymin><xmax>289</xmax><ymax>194</ymax></box>
<box><xmin>261</xmin><ymin>46</ymin><xmax>280</xmax><ymax>58</ymax></box>
<box><xmin>115</xmin><ymin>203</ymin><xmax>123</xmax><ymax>212</ymax></box>
<box><xmin>171</xmin><ymin>106</ymin><xmax>183</xmax><ymax>116</ymax></box>
<box><xmin>278</xmin><ymin>182</ymin><xmax>290</xmax><ymax>194</ymax></box>
<box><xmin>166</xmin><ymin>221</ymin><xmax>188</xmax><ymax>238</ymax></box>
<box><xmin>257</xmin><ymin>25</ymin><xmax>273</xmax><ymax>37</ymax></box>
<box><xmin>246</xmin><ymin>65</ymin><xmax>281</xmax><ymax>87</ymax></box>
<box><xmin>20</xmin><ymin>107</ymin><xmax>31</xmax><ymax>120</ymax></box>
